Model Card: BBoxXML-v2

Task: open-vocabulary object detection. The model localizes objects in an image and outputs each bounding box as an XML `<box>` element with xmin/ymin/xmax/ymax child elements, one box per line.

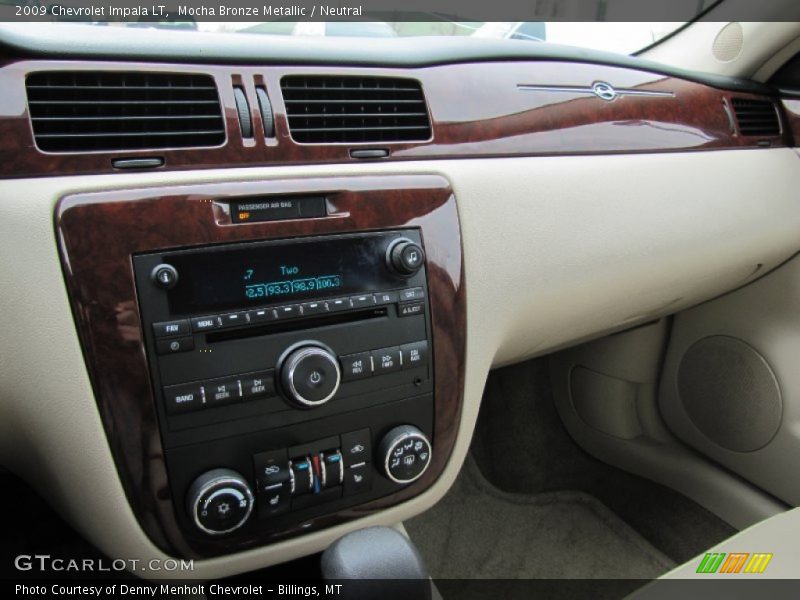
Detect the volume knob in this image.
<box><xmin>279</xmin><ymin>344</ymin><xmax>341</xmax><ymax>408</ymax></box>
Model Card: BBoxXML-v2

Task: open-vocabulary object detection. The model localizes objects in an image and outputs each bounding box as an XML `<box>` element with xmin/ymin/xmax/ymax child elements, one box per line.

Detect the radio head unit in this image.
<box><xmin>133</xmin><ymin>229</ymin><xmax>436</xmax><ymax>546</ymax></box>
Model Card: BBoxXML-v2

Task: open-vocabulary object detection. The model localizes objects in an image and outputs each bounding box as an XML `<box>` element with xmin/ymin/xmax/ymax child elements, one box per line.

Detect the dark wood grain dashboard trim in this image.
<box><xmin>1</xmin><ymin>59</ymin><xmax>787</xmax><ymax>179</ymax></box>
<box><xmin>55</xmin><ymin>175</ymin><xmax>465</xmax><ymax>558</ymax></box>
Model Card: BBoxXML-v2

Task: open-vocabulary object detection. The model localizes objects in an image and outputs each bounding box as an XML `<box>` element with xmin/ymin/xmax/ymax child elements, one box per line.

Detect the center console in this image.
<box><xmin>56</xmin><ymin>175</ymin><xmax>465</xmax><ymax>557</ymax></box>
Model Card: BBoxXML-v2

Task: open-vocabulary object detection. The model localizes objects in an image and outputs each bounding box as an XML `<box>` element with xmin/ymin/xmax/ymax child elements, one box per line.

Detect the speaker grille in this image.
<box><xmin>677</xmin><ymin>336</ymin><xmax>781</xmax><ymax>453</ymax></box>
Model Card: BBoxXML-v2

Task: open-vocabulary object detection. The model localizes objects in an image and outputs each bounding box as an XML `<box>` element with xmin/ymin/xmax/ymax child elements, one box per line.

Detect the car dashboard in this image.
<box><xmin>1</xmin><ymin>25</ymin><xmax>800</xmax><ymax>578</ymax></box>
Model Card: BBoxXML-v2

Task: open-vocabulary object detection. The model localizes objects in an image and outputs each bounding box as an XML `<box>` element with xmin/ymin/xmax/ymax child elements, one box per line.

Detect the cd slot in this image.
<box><xmin>206</xmin><ymin>307</ymin><xmax>388</xmax><ymax>343</ymax></box>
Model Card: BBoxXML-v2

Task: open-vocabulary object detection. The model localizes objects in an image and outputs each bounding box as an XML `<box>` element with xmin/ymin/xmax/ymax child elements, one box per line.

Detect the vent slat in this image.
<box><xmin>26</xmin><ymin>71</ymin><xmax>225</xmax><ymax>152</ymax></box>
<box><xmin>731</xmin><ymin>98</ymin><xmax>780</xmax><ymax>136</ymax></box>
<box><xmin>36</xmin><ymin>130</ymin><xmax>225</xmax><ymax>139</ymax></box>
<box><xmin>281</xmin><ymin>75</ymin><xmax>431</xmax><ymax>144</ymax></box>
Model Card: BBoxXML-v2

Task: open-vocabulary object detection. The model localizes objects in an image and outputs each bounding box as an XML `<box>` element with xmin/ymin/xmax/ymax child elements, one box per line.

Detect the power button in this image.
<box><xmin>280</xmin><ymin>345</ymin><xmax>342</xmax><ymax>408</ymax></box>
<box><xmin>151</xmin><ymin>263</ymin><xmax>179</xmax><ymax>289</ymax></box>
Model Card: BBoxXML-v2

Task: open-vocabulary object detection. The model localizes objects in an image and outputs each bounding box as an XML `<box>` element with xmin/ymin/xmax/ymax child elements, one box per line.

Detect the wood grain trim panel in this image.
<box><xmin>55</xmin><ymin>175</ymin><xmax>465</xmax><ymax>557</ymax></box>
<box><xmin>1</xmin><ymin>59</ymin><xmax>787</xmax><ymax>179</ymax></box>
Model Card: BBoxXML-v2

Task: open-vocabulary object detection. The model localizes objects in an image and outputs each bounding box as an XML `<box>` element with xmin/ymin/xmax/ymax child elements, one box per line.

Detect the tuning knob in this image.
<box><xmin>386</xmin><ymin>238</ymin><xmax>425</xmax><ymax>277</ymax></box>
<box><xmin>279</xmin><ymin>344</ymin><xmax>341</xmax><ymax>408</ymax></box>
<box><xmin>378</xmin><ymin>425</ymin><xmax>432</xmax><ymax>484</ymax></box>
<box><xmin>186</xmin><ymin>468</ymin><xmax>254</xmax><ymax>536</ymax></box>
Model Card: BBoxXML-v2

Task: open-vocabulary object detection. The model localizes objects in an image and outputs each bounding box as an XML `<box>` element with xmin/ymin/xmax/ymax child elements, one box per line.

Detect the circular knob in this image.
<box><xmin>378</xmin><ymin>425</ymin><xmax>432</xmax><ymax>484</ymax></box>
<box><xmin>151</xmin><ymin>263</ymin><xmax>179</xmax><ymax>290</ymax></box>
<box><xmin>280</xmin><ymin>344</ymin><xmax>341</xmax><ymax>408</ymax></box>
<box><xmin>386</xmin><ymin>239</ymin><xmax>425</xmax><ymax>277</ymax></box>
<box><xmin>186</xmin><ymin>468</ymin><xmax>254</xmax><ymax>536</ymax></box>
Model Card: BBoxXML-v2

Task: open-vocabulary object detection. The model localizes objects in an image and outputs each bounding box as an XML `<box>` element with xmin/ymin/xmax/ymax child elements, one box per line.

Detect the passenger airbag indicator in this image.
<box><xmin>230</xmin><ymin>196</ymin><xmax>326</xmax><ymax>223</ymax></box>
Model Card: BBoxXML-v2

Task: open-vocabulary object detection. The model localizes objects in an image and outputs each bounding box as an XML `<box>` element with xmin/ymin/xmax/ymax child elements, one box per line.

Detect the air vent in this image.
<box><xmin>281</xmin><ymin>75</ymin><xmax>431</xmax><ymax>144</ymax></box>
<box><xmin>730</xmin><ymin>98</ymin><xmax>781</xmax><ymax>136</ymax></box>
<box><xmin>26</xmin><ymin>72</ymin><xmax>225</xmax><ymax>152</ymax></box>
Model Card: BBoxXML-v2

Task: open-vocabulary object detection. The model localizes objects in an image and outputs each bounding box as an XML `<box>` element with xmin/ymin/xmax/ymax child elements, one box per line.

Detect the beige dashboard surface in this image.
<box><xmin>1</xmin><ymin>149</ymin><xmax>799</xmax><ymax>578</ymax></box>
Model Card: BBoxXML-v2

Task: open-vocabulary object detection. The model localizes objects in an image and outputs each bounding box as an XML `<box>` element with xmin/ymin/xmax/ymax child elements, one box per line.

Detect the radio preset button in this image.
<box><xmin>220</xmin><ymin>312</ymin><xmax>249</xmax><ymax>328</ymax></box>
<box><xmin>301</xmin><ymin>301</ymin><xmax>327</xmax><ymax>316</ymax></box>
<box><xmin>340</xmin><ymin>352</ymin><xmax>373</xmax><ymax>381</ymax></box>
<box><xmin>206</xmin><ymin>379</ymin><xmax>241</xmax><ymax>406</ymax></box>
<box><xmin>240</xmin><ymin>370</ymin><xmax>275</xmax><ymax>399</ymax></box>
<box><xmin>248</xmin><ymin>307</ymin><xmax>276</xmax><ymax>323</ymax></box>
<box><xmin>399</xmin><ymin>287</ymin><xmax>425</xmax><ymax>302</ymax></box>
<box><xmin>350</xmin><ymin>294</ymin><xmax>376</xmax><ymax>309</ymax></box>
<box><xmin>373</xmin><ymin>291</ymin><xmax>399</xmax><ymax>306</ymax></box>
<box><xmin>163</xmin><ymin>383</ymin><xmax>205</xmax><ymax>415</ymax></box>
<box><xmin>327</xmin><ymin>298</ymin><xmax>352</xmax><ymax>312</ymax></box>
<box><xmin>275</xmin><ymin>304</ymin><xmax>300</xmax><ymax>320</ymax></box>
<box><xmin>156</xmin><ymin>336</ymin><xmax>194</xmax><ymax>355</ymax></box>
<box><xmin>401</xmin><ymin>341</ymin><xmax>429</xmax><ymax>370</ymax></box>
<box><xmin>191</xmin><ymin>316</ymin><xmax>221</xmax><ymax>332</ymax></box>
<box><xmin>372</xmin><ymin>347</ymin><xmax>402</xmax><ymax>374</ymax></box>
<box><xmin>398</xmin><ymin>301</ymin><xmax>425</xmax><ymax>318</ymax></box>
<box><xmin>153</xmin><ymin>319</ymin><xmax>190</xmax><ymax>338</ymax></box>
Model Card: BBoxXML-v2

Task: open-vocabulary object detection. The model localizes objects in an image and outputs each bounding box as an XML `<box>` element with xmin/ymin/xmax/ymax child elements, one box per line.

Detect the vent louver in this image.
<box><xmin>730</xmin><ymin>98</ymin><xmax>781</xmax><ymax>136</ymax></box>
<box><xmin>281</xmin><ymin>75</ymin><xmax>431</xmax><ymax>144</ymax></box>
<box><xmin>26</xmin><ymin>71</ymin><xmax>225</xmax><ymax>152</ymax></box>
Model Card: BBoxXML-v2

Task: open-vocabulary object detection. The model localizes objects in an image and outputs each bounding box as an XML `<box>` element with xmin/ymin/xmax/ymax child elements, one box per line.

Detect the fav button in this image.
<box><xmin>153</xmin><ymin>319</ymin><xmax>190</xmax><ymax>338</ymax></box>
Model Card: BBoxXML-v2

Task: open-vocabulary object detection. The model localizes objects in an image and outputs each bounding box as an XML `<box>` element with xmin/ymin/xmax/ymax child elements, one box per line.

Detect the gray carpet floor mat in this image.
<box><xmin>405</xmin><ymin>457</ymin><xmax>676</xmax><ymax>580</ymax></box>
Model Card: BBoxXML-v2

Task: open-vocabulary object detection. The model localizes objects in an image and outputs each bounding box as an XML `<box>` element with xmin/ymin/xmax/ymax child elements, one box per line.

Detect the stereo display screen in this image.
<box><xmin>164</xmin><ymin>233</ymin><xmax>407</xmax><ymax>315</ymax></box>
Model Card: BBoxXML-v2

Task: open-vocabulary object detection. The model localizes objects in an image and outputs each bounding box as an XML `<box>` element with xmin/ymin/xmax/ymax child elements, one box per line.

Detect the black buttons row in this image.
<box><xmin>152</xmin><ymin>287</ymin><xmax>426</xmax><ymax>343</ymax></box>
<box><xmin>340</xmin><ymin>341</ymin><xmax>429</xmax><ymax>382</ymax></box>
<box><xmin>163</xmin><ymin>370</ymin><xmax>275</xmax><ymax>415</ymax></box>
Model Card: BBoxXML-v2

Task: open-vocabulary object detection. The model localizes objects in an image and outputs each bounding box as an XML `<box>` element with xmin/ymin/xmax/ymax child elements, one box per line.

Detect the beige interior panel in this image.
<box><xmin>660</xmin><ymin>252</ymin><xmax>800</xmax><ymax>507</ymax></box>
<box><xmin>642</xmin><ymin>20</ymin><xmax>800</xmax><ymax>81</ymax></box>
<box><xmin>1</xmin><ymin>148</ymin><xmax>799</xmax><ymax>578</ymax></box>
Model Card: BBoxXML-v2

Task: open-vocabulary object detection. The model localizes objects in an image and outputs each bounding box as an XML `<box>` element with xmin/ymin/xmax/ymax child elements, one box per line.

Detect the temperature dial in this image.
<box><xmin>186</xmin><ymin>468</ymin><xmax>254</xmax><ymax>536</ymax></box>
<box><xmin>378</xmin><ymin>425</ymin><xmax>432</xmax><ymax>484</ymax></box>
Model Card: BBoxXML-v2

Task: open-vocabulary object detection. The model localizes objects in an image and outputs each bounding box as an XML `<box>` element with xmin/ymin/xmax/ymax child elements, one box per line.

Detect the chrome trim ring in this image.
<box><xmin>283</xmin><ymin>346</ymin><xmax>341</xmax><ymax>407</ymax></box>
<box><xmin>190</xmin><ymin>474</ymin><xmax>254</xmax><ymax>536</ymax></box>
